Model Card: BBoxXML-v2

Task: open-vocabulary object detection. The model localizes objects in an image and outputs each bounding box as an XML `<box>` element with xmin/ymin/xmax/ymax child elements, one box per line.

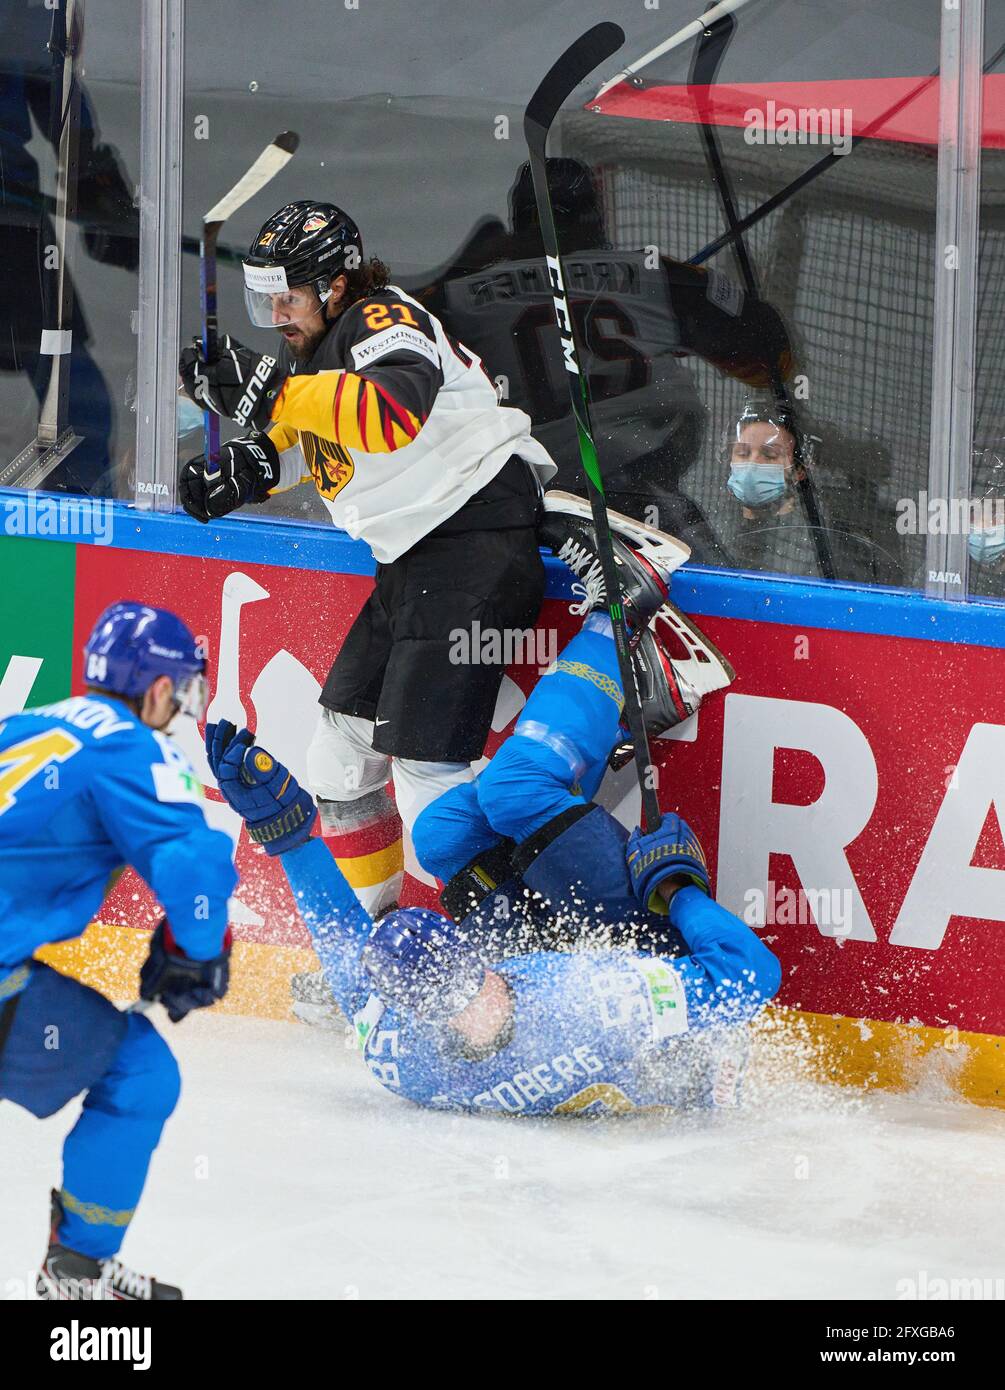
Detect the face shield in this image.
<box><xmin>725</xmin><ymin>414</ymin><xmax>796</xmax><ymax>510</ymax></box>
<box><xmin>172</xmin><ymin>669</ymin><xmax>209</xmax><ymax>721</ymax></box>
<box><xmin>242</xmin><ymin>261</ymin><xmax>331</xmax><ymax>330</ymax></box>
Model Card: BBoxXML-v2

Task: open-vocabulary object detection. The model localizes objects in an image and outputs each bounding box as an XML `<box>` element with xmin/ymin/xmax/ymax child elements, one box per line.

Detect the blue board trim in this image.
<box><xmin>4</xmin><ymin>488</ymin><xmax>1004</xmax><ymax>649</ymax></box>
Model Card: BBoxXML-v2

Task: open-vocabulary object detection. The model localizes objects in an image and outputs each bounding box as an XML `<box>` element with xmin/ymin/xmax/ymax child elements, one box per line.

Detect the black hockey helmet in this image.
<box><xmin>242</xmin><ymin>201</ymin><xmax>363</xmax><ymax>326</ymax></box>
<box><xmin>509</xmin><ymin>158</ymin><xmax>609</xmax><ymax>254</ymax></box>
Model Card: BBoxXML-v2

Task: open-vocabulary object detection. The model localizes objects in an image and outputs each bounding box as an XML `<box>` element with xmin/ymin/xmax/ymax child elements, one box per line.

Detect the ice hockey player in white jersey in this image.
<box><xmin>177</xmin><ymin>200</ymin><xmax>564</xmax><ymax>973</ymax></box>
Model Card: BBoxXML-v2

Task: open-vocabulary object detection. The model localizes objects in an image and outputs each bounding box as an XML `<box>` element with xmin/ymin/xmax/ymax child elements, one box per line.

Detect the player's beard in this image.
<box><xmin>277</xmin><ymin>306</ymin><xmax>330</xmax><ymax>362</ymax></box>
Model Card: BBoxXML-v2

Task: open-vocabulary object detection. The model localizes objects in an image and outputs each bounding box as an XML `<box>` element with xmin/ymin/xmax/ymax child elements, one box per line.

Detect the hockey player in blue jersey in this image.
<box><xmin>208</xmin><ymin>511</ymin><xmax>780</xmax><ymax>1116</ymax></box>
<box><xmin>0</xmin><ymin>602</ymin><xmax>237</xmax><ymax>1299</ymax></box>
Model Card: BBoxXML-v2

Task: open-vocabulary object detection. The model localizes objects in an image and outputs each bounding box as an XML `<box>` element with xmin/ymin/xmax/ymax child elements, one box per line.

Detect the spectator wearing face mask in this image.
<box><xmin>716</xmin><ymin>402</ymin><xmax>903</xmax><ymax>585</ymax></box>
<box><xmin>967</xmin><ymin>444</ymin><xmax>1005</xmax><ymax>599</ymax></box>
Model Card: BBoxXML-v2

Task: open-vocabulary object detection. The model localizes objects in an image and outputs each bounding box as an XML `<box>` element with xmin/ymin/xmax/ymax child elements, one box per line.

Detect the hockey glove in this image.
<box><xmin>139</xmin><ymin>919</ymin><xmax>232</xmax><ymax>1023</ymax></box>
<box><xmin>208</xmin><ymin>721</ymin><xmax>317</xmax><ymax>856</ymax></box>
<box><xmin>178</xmin><ymin>433</ymin><xmax>280</xmax><ymax>523</ymax></box>
<box><xmin>179</xmin><ymin>334</ymin><xmax>285</xmax><ymax>431</ymax></box>
<box><xmin>626</xmin><ymin>814</ymin><xmax>710</xmax><ymax>914</ymax></box>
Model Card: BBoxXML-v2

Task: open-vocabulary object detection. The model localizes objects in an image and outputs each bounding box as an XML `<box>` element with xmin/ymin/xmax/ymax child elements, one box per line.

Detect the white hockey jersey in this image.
<box><xmin>265</xmin><ymin>285</ymin><xmax>556</xmax><ymax>562</ymax></box>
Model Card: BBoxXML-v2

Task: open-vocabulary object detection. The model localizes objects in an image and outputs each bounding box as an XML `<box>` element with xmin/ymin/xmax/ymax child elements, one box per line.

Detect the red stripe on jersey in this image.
<box><xmin>333</xmin><ymin>373</ymin><xmax>347</xmax><ymax>439</ymax></box>
<box><xmin>372</xmin><ymin>381</ymin><xmax>420</xmax><ymax>440</ymax></box>
<box><xmin>357</xmin><ymin>380</ymin><xmax>370</xmax><ymax>452</ymax></box>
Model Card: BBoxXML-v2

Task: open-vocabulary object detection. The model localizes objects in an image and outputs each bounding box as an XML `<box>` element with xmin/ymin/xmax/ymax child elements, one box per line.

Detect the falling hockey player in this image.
<box><xmin>0</xmin><ymin>603</ymin><xmax>236</xmax><ymax>1299</ymax></box>
<box><xmin>207</xmin><ymin>526</ymin><xmax>781</xmax><ymax>1115</ymax></box>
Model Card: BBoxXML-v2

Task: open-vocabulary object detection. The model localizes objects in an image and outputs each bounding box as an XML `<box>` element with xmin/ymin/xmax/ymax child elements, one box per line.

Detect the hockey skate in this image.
<box><xmin>290</xmin><ymin>967</ymin><xmax>343</xmax><ymax>1029</ymax></box>
<box><xmin>609</xmin><ymin>600</ymin><xmax>736</xmax><ymax>770</ymax></box>
<box><xmin>540</xmin><ymin>489</ymin><xmax>691</xmax><ymax>633</ymax></box>
<box><xmin>37</xmin><ymin>1190</ymin><xmax>182</xmax><ymax>1300</ymax></box>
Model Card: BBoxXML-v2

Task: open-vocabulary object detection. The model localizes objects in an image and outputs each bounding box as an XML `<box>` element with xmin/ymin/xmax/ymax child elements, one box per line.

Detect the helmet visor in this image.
<box><xmin>729</xmin><ymin>415</ymin><xmax>793</xmax><ymax>466</ymax></box>
<box><xmin>174</xmin><ymin>671</ymin><xmax>209</xmax><ymax>721</ymax></box>
<box><xmin>243</xmin><ymin>261</ymin><xmax>327</xmax><ymax>329</ymax></box>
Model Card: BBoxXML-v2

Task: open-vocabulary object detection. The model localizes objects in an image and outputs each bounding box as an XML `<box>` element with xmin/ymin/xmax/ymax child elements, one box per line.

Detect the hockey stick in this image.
<box><xmin>689</xmin><ymin>36</ymin><xmax>1005</xmax><ymax>266</ymax></box>
<box><xmin>688</xmin><ymin>5</ymin><xmax>837</xmax><ymax>580</ymax></box>
<box><xmin>526</xmin><ymin>22</ymin><xmax>662</xmax><ymax>833</ymax></box>
<box><xmin>200</xmin><ymin>130</ymin><xmax>300</xmax><ymax>475</ymax></box>
<box><xmin>593</xmin><ymin>0</ymin><xmax>759</xmax><ymax>101</ymax></box>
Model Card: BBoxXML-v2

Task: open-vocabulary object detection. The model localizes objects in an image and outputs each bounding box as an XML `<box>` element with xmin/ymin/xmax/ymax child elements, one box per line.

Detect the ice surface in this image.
<box><xmin>4</xmin><ymin>1012</ymin><xmax>1005</xmax><ymax>1301</ymax></box>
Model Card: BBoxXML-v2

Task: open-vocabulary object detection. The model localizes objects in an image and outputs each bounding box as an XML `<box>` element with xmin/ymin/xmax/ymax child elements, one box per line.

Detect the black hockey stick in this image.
<box><xmin>689</xmin><ymin>37</ymin><xmax>1005</xmax><ymax>268</ymax></box>
<box><xmin>526</xmin><ymin>22</ymin><xmax>662</xmax><ymax>832</ymax></box>
<box><xmin>688</xmin><ymin>5</ymin><xmax>837</xmax><ymax>580</ymax></box>
<box><xmin>199</xmin><ymin>131</ymin><xmax>300</xmax><ymax>475</ymax></box>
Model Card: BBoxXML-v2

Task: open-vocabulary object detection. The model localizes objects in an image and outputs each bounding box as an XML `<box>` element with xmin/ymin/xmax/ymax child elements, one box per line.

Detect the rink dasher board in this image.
<box><xmin>2</xmin><ymin>497</ymin><xmax>1005</xmax><ymax>1111</ymax></box>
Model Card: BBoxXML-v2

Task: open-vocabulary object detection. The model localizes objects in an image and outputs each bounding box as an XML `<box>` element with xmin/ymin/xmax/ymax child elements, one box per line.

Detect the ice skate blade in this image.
<box><xmin>543</xmin><ymin>489</ymin><xmax>692</xmax><ymax>575</ymax></box>
<box><xmin>653</xmin><ymin>600</ymin><xmax>735</xmax><ymax>698</ymax></box>
<box><xmin>291</xmin><ymin>1000</ymin><xmax>344</xmax><ymax>1030</ymax></box>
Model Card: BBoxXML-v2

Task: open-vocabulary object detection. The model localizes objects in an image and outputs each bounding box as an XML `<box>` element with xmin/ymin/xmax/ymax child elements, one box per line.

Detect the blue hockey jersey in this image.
<box><xmin>0</xmin><ymin>695</ymin><xmax>236</xmax><ymax>975</ymax></box>
<box><xmin>283</xmin><ymin>838</ymin><xmax>781</xmax><ymax>1117</ymax></box>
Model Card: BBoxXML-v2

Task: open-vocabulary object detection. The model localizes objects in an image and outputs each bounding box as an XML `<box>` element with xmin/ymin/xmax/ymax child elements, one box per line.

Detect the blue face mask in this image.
<box><xmin>176</xmin><ymin>395</ymin><xmax>206</xmax><ymax>438</ymax></box>
<box><xmin>967</xmin><ymin>525</ymin><xmax>1005</xmax><ymax>566</ymax></box>
<box><xmin>727</xmin><ymin>463</ymin><xmax>788</xmax><ymax>510</ymax></box>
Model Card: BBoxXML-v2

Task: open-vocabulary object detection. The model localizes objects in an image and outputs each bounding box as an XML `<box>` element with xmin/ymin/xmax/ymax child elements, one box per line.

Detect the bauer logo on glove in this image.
<box><xmin>178</xmin><ymin>334</ymin><xmax>285</xmax><ymax>432</ymax></box>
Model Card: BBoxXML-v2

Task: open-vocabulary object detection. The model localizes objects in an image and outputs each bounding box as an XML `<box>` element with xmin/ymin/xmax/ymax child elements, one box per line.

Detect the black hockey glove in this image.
<box><xmin>178</xmin><ymin>334</ymin><xmax>285</xmax><ymax>431</ymax></box>
<box><xmin>178</xmin><ymin>433</ymin><xmax>280</xmax><ymax>523</ymax></box>
<box><xmin>139</xmin><ymin>919</ymin><xmax>232</xmax><ymax>1023</ymax></box>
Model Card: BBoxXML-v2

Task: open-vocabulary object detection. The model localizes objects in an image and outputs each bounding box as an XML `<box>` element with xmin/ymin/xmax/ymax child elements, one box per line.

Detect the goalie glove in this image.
<box><xmin>626</xmin><ymin>814</ymin><xmax>710</xmax><ymax>914</ymax></box>
<box><xmin>178</xmin><ymin>433</ymin><xmax>280</xmax><ymax>523</ymax></box>
<box><xmin>178</xmin><ymin>333</ymin><xmax>285</xmax><ymax>431</ymax></box>
<box><xmin>207</xmin><ymin>721</ymin><xmax>317</xmax><ymax>856</ymax></box>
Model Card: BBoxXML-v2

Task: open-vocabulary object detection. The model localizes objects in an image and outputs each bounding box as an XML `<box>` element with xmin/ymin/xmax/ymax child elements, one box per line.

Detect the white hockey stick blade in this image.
<box><xmin>593</xmin><ymin>0</ymin><xmax>758</xmax><ymax>101</ymax></box>
<box><xmin>204</xmin><ymin>130</ymin><xmax>300</xmax><ymax>228</ymax></box>
<box><xmin>543</xmin><ymin>489</ymin><xmax>691</xmax><ymax>576</ymax></box>
<box><xmin>652</xmin><ymin>599</ymin><xmax>735</xmax><ymax>700</ymax></box>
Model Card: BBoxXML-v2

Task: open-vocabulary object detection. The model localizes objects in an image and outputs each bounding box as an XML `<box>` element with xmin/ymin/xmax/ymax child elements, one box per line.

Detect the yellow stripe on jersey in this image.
<box><xmin>271</xmin><ymin>372</ymin><xmax>421</xmax><ymax>454</ymax></box>
<box><xmin>334</xmin><ymin>840</ymin><xmax>405</xmax><ymax>890</ymax></box>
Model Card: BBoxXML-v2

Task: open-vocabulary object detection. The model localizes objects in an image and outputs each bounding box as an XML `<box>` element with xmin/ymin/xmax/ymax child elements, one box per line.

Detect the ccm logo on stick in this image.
<box><xmin>545</xmin><ymin>254</ymin><xmax>579</xmax><ymax>377</ymax></box>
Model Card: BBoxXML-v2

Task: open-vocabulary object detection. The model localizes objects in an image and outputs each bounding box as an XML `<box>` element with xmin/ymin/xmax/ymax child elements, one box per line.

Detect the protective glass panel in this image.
<box><xmin>970</xmin><ymin>21</ymin><xmax>1005</xmax><ymax>599</ymax></box>
<box><xmin>553</xmin><ymin>1</ymin><xmax>941</xmax><ymax>587</ymax></box>
<box><xmin>0</xmin><ymin>0</ymin><xmax>140</xmax><ymax>502</ymax></box>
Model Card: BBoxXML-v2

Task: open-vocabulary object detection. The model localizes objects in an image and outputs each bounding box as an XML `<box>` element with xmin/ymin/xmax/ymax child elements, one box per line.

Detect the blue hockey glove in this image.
<box><xmin>360</xmin><ymin>908</ymin><xmax>486</xmax><ymax>1024</ymax></box>
<box><xmin>626</xmin><ymin>814</ymin><xmax>710</xmax><ymax>913</ymax></box>
<box><xmin>139</xmin><ymin>919</ymin><xmax>232</xmax><ymax>1023</ymax></box>
<box><xmin>207</xmin><ymin>722</ymin><xmax>317</xmax><ymax>856</ymax></box>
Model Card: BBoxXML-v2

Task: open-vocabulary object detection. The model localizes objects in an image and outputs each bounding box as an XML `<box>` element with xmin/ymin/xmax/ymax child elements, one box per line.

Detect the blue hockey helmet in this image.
<box><xmin>82</xmin><ymin>602</ymin><xmax>208</xmax><ymax>719</ymax></box>
<box><xmin>360</xmin><ymin>907</ymin><xmax>486</xmax><ymax>1024</ymax></box>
